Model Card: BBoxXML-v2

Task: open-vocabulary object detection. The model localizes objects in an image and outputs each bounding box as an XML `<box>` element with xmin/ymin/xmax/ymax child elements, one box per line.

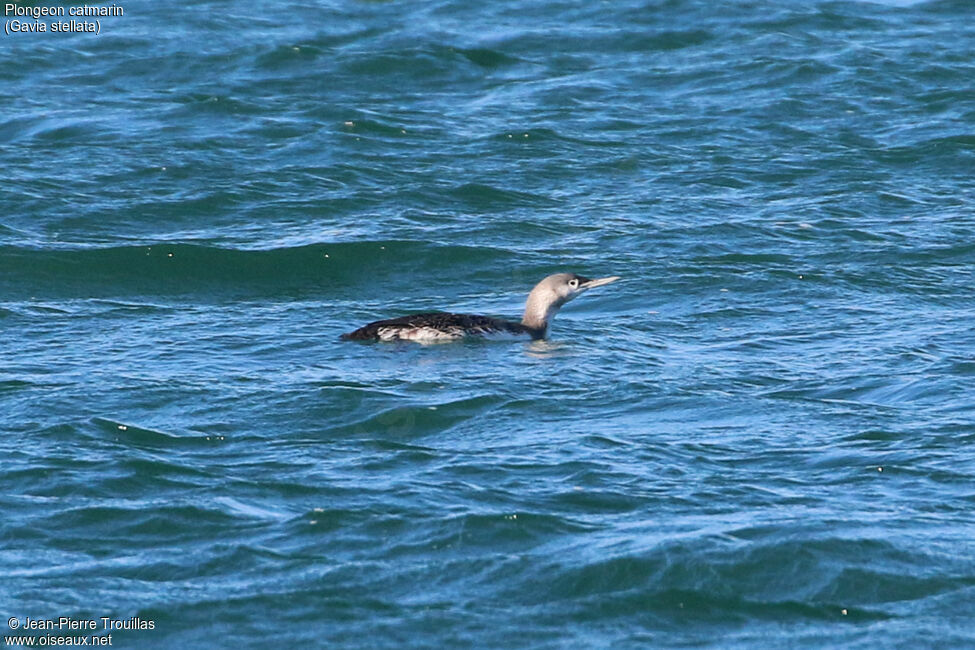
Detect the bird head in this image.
<box><xmin>521</xmin><ymin>272</ymin><xmax>620</xmax><ymax>334</ymax></box>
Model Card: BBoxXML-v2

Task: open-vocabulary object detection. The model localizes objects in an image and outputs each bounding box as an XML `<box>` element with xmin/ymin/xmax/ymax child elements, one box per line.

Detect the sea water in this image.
<box><xmin>2</xmin><ymin>0</ymin><xmax>974</xmax><ymax>647</ymax></box>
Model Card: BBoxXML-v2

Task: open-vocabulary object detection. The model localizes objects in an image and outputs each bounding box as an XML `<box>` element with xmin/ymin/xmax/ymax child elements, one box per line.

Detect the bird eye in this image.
<box><xmin>569</xmin><ymin>279</ymin><xmax>579</xmax><ymax>288</ymax></box>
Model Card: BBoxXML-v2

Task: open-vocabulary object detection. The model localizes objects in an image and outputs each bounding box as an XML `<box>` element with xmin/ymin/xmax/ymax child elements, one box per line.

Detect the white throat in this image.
<box><xmin>521</xmin><ymin>287</ymin><xmax>568</xmax><ymax>332</ymax></box>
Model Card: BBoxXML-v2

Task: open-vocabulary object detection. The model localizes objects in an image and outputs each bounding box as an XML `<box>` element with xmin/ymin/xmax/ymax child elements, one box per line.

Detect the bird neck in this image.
<box><xmin>521</xmin><ymin>292</ymin><xmax>561</xmax><ymax>337</ymax></box>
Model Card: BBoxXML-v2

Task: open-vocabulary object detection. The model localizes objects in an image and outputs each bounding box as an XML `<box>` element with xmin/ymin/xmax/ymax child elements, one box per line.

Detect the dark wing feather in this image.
<box><xmin>341</xmin><ymin>312</ymin><xmax>534</xmax><ymax>341</ymax></box>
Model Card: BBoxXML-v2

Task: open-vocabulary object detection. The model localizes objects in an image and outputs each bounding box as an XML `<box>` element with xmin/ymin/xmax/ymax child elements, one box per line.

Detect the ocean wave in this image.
<box><xmin>0</xmin><ymin>240</ymin><xmax>519</xmax><ymax>297</ymax></box>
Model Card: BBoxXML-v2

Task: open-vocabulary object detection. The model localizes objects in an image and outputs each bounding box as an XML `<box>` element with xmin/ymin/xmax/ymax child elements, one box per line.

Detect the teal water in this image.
<box><xmin>3</xmin><ymin>0</ymin><xmax>975</xmax><ymax>647</ymax></box>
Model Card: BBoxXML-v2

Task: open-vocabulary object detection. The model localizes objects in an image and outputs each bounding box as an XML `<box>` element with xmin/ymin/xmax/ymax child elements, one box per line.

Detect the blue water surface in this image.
<box><xmin>2</xmin><ymin>0</ymin><xmax>975</xmax><ymax>647</ymax></box>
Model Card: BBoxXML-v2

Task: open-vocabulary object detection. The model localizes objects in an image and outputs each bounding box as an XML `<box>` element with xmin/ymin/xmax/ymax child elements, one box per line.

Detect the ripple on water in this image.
<box><xmin>3</xmin><ymin>0</ymin><xmax>975</xmax><ymax>646</ymax></box>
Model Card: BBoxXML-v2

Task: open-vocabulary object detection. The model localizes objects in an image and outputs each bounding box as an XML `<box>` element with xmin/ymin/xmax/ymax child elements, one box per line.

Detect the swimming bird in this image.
<box><xmin>341</xmin><ymin>273</ymin><xmax>620</xmax><ymax>342</ymax></box>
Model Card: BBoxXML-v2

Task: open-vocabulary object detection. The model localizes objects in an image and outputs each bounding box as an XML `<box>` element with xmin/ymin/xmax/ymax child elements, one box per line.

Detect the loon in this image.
<box><xmin>341</xmin><ymin>273</ymin><xmax>620</xmax><ymax>342</ymax></box>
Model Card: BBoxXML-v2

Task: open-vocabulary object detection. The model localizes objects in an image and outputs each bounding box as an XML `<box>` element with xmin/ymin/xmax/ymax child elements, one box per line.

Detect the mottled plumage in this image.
<box><xmin>341</xmin><ymin>272</ymin><xmax>620</xmax><ymax>343</ymax></box>
<box><xmin>341</xmin><ymin>312</ymin><xmax>536</xmax><ymax>342</ymax></box>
